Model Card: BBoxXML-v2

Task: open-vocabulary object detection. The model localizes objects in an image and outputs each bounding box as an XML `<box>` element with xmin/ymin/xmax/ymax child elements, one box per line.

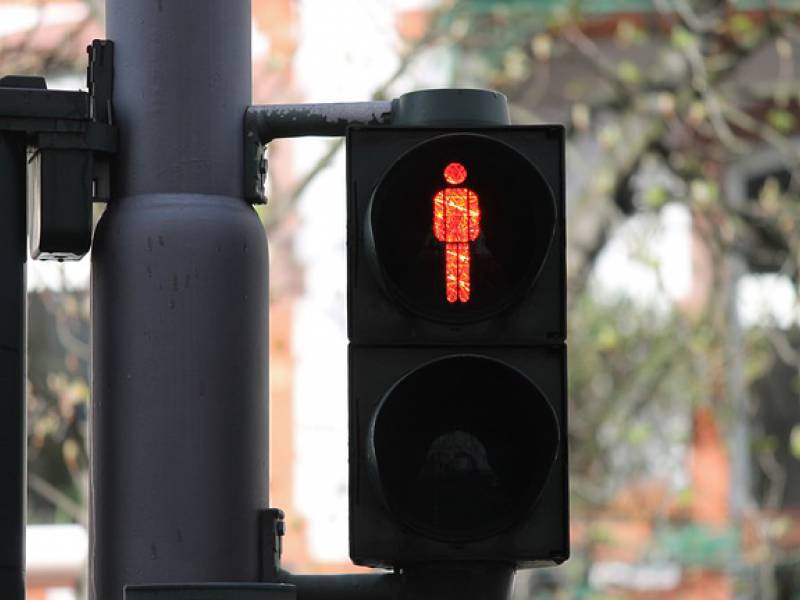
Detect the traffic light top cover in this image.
<box><xmin>347</xmin><ymin>126</ymin><xmax>565</xmax><ymax>345</ymax></box>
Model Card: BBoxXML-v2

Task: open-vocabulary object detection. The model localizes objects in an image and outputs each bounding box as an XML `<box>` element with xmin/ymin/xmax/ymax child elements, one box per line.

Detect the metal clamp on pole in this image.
<box><xmin>0</xmin><ymin>39</ymin><xmax>117</xmax><ymax>261</ymax></box>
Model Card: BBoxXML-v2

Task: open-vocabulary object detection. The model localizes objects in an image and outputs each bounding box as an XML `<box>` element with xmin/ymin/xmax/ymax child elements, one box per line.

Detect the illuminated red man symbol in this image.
<box><xmin>433</xmin><ymin>162</ymin><xmax>481</xmax><ymax>303</ymax></box>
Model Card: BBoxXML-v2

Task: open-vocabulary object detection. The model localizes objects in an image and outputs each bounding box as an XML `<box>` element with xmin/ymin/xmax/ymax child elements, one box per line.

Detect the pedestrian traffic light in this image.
<box><xmin>346</xmin><ymin>94</ymin><xmax>568</xmax><ymax>569</ymax></box>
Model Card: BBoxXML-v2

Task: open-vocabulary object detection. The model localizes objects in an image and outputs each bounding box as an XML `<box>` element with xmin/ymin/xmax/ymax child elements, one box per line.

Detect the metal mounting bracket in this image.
<box><xmin>0</xmin><ymin>39</ymin><xmax>117</xmax><ymax>261</ymax></box>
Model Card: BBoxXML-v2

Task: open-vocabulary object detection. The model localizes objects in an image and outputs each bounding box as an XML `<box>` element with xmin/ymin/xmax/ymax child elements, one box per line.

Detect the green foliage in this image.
<box><xmin>616</xmin><ymin>60</ymin><xmax>641</xmax><ymax>85</ymax></box>
<box><xmin>670</xmin><ymin>27</ymin><xmax>697</xmax><ymax>51</ymax></box>
<box><xmin>642</xmin><ymin>185</ymin><xmax>669</xmax><ymax>209</ymax></box>
<box><xmin>790</xmin><ymin>425</ymin><xmax>800</xmax><ymax>460</ymax></box>
<box><xmin>726</xmin><ymin>13</ymin><xmax>759</xmax><ymax>47</ymax></box>
<box><xmin>767</xmin><ymin>108</ymin><xmax>797</xmax><ymax>133</ymax></box>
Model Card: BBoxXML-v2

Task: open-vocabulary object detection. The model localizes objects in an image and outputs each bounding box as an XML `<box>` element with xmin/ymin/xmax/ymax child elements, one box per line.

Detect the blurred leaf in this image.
<box><xmin>547</xmin><ymin>4</ymin><xmax>572</xmax><ymax>28</ymax></box>
<box><xmin>531</xmin><ymin>33</ymin><xmax>552</xmax><ymax>61</ymax></box>
<box><xmin>768</xmin><ymin>516</ymin><xmax>791</xmax><ymax>538</ymax></box>
<box><xmin>675</xmin><ymin>487</ymin><xmax>694</xmax><ymax>508</ymax></box>
<box><xmin>615</xmin><ymin>19</ymin><xmax>646</xmax><ymax>46</ymax></box>
<box><xmin>727</xmin><ymin>13</ymin><xmax>759</xmax><ymax>46</ymax></box>
<box><xmin>572</xmin><ymin>102</ymin><xmax>591</xmax><ymax>130</ymax></box>
<box><xmin>690</xmin><ymin>179</ymin><xmax>719</xmax><ymax>206</ymax></box>
<box><xmin>790</xmin><ymin>424</ymin><xmax>800</xmax><ymax>460</ymax></box>
<box><xmin>589</xmin><ymin>523</ymin><xmax>614</xmax><ymax>544</ymax></box>
<box><xmin>758</xmin><ymin>176</ymin><xmax>783</xmax><ymax>212</ymax></box>
<box><xmin>670</xmin><ymin>27</ymin><xmax>695</xmax><ymax>50</ymax></box>
<box><xmin>643</xmin><ymin>185</ymin><xmax>669</xmax><ymax>209</ymax></box>
<box><xmin>754</xmin><ymin>434</ymin><xmax>779</xmax><ymax>454</ymax></box>
<box><xmin>503</xmin><ymin>47</ymin><xmax>529</xmax><ymax>80</ymax></box>
<box><xmin>686</xmin><ymin>101</ymin><xmax>706</xmax><ymax>126</ymax></box>
<box><xmin>616</xmin><ymin>60</ymin><xmax>641</xmax><ymax>84</ymax></box>
<box><xmin>598</xmin><ymin>124</ymin><xmax>622</xmax><ymax>148</ymax></box>
<box><xmin>766</xmin><ymin>108</ymin><xmax>796</xmax><ymax>133</ymax></box>
<box><xmin>593</xmin><ymin>168</ymin><xmax>616</xmax><ymax>195</ymax></box>
<box><xmin>728</xmin><ymin>14</ymin><xmax>755</xmax><ymax>35</ymax></box>
<box><xmin>655</xmin><ymin>92</ymin><xmax>675</xmax><ymax>117</ymax></box>
<box><xmin>597</xmin><ymin>324</ymin><xmax>620</xmax><ymax>350</ymax></box>
<box><xmin>776</xmin><ymin>36</ymin><xmax>792</xmax><ymax>60</ymax></box>
<box><xmin>626</xmin><ymin>423</ymin><xmax>651</xmax><ymax>444</ymax></box>
<box><xmin>62</xmin><ymin>438</ymin><xmax>80</xmax><ymax>470</ymax></box>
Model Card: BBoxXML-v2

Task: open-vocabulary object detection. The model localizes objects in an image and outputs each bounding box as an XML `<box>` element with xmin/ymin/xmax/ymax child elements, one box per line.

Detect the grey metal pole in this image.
<box><xmin>91</xmin><ymin>2</ymin><xmax>267</xmax><ymax>599</ymax></box>
<box><xmin>0</xmin><ymin>130</ymin><xmax>26</xmax><ymax>600</ymax></box>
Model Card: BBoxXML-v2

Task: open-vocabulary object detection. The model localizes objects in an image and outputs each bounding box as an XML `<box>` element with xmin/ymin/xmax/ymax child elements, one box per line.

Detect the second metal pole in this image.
<box><xmin>0</xmin><ymin>130</ymin><xmax>26</xmax><ymax>600</ymax></box>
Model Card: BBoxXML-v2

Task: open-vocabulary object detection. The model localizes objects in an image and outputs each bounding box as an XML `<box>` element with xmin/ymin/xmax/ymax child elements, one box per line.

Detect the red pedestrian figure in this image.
<box><xmin>433</xmin><ymin>162</ymin><xmax>481</xmax><ymax>303</ymax></box>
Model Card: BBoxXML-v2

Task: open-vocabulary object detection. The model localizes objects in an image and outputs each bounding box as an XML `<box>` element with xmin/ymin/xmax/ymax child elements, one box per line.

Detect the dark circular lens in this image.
<box><xmin>368</xmin><ymin>133</ymin><xmax>556</xmax><ymax>323</ymax></box>
<box><xmin>369</xmin><ymin>355</ymin><xmax>559</xmax><ymax>542</ymax></box>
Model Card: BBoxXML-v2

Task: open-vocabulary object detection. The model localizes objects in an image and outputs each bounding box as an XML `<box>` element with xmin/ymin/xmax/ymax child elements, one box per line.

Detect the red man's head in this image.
<box><xmin>444</xmin><ymin>162</ymin><xmax>467</xmax><ymax>185</ymax></box>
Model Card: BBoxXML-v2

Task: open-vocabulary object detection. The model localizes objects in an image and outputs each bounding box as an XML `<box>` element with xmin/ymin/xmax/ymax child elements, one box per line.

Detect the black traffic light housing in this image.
<box><xmin>347</xmin><ymin>90</ymin><xmax>567</xmax><ymax>570</ymax></box>
<box><xmin>348</xmin><ymin>126</ymin><xmax>565</xmax><ymax>344</ymax></box>
<box><xmin>349</xmin><ymin>345</ymin><xmax>567</xmax><ymax>568</ymax></box>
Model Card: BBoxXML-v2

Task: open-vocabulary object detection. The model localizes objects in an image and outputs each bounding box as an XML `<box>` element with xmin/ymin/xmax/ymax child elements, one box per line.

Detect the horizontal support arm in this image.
<box><xmin>246</xmin><ymin>101</ymin><xmax>393</xmax><ymax>143</ymax></box>
<box><xmin>243</xmin><ymin>101</ymin><xmax>393</xmax><ymax>203</ymax></box>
